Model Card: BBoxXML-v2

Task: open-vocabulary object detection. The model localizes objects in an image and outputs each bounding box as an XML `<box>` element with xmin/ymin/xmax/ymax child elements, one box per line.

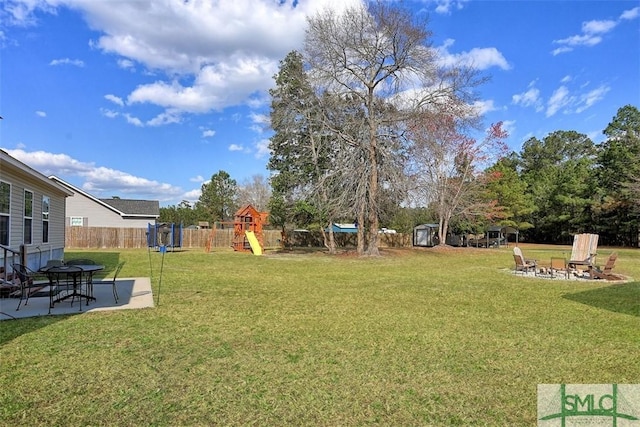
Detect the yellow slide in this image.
<box><xmin>245</xmin><ymin>231</ymin><xmax>263</xmax><ymax>255</ymax></box>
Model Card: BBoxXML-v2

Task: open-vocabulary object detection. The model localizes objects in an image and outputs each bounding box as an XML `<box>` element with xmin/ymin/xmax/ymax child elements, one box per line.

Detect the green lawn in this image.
<box><xmin>1</xmin><ymin>245</ymin><xmax>638</xmax><ymax>426</ymax></box>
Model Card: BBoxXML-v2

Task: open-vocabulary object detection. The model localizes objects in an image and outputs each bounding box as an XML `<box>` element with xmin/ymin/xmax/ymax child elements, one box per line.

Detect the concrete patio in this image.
<box><xmin>0</xmin><ymin>277</ymin><xmax>154</xmax><ymax>320</ymax></box>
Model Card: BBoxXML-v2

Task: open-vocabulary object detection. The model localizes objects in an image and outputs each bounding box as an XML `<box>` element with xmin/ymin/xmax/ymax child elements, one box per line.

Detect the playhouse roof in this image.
<box><xmin>235</xmin><ymin>204</ymin><xmax>260</xmax><ymax>217</ymax></box>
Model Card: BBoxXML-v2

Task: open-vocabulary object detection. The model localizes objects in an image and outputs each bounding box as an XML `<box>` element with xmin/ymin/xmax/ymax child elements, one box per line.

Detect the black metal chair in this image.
<box><xmin>110</xmin><ymin>262</ymin><xmax>125</xmax><ymax>303</ymax></box>
<box><xmin>11</xmin><ymin>263</ymin><xmax>46</xmax><ymax>311</ymax></box>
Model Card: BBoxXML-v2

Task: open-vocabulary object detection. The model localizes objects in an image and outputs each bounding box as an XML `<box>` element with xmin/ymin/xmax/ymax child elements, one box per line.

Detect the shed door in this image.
<box><xmin>415</xmin><ymin>229</ymin><xmax>431</xmax><ymax>246</ymax></box>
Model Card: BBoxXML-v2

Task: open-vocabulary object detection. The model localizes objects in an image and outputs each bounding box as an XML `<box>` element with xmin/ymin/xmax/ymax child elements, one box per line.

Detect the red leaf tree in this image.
<box><xmin>407</xmin><ymin>114</ymin><xmax>508</xmax><ymax>245</ymax></box>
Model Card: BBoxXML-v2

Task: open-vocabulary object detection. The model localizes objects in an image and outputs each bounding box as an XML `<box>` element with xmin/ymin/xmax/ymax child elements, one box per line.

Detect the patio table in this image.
<box><xmin>40</xmin><ymin>264</ymin><xmax>104</xmax><ymax>313</ymax></box>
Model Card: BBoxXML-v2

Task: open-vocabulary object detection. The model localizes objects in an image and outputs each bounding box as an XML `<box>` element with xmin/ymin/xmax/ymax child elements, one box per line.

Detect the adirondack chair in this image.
<box><xmin>513</xmin><ymin>247</ymin><xmax>536</xmax><ymax>275</ymax></box>
<box><xmin>568</xmin><ymin>233</ymin><xmax>599</xmax><ymax>269</ymax></box>
<box><xmin>589</xmin><ymin>253</ymin><xmax>623</xmax><ymax>280</ymax></box>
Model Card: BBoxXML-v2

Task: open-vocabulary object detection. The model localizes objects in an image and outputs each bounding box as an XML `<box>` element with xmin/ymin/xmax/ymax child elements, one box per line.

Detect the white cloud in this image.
<box><xmin>81</xmin><ymin>167</ymin><xmax>179</xmax><ymax>197</ymax></box>
<box><xmin>551</xmin><ymin>46</ymin><xmax>573</xmax><ymax>56</ymax></box>
<box><xmin>146</xmin><ymin>110</ymin><xmax>182</xmax><ymax>127</ymax></box>
<box><xmin>189</xmin><ymin>175</ymin><xmax>205</xmax><ymax>183</ymax></box>
<box><xmin>117</xmin><ymin>58</ymin><xmax>135</xmax><ymax>70</ymax></box>
<box><xmin>515</xmin><ymin>79</ymin><xmax>610</xmax><ymax>117</ymax></box>
<box><xmin>49</xmin><ymin>58</ymin><xmax>85</xmax><ymax>67</ymax></box>
<box><xmin>104</xmin><ymin>94</ymin><xmax>124</xmax><ymax>106</ymax></box>
<box><xmin>437</xmin><ymin>39</ymin><xmax>510</xmax><ymax>70</ymax></box>
<box><xmin>546</xmin><ymin>86</ymin><xmax>572</xmax><ymax>117</ymax></box>
<box><xmin>621</xmin><ymin>7</ymin><xmax>640</xmax><ymax>20</ymax></box>
<box><xmin>1</xmin><ymin>0</ymin><xmax>363</xmax><ymax>124</ymax></box>
<box><xmin>123</xmin><ymin>113</ymin><xmax>143</xmax><ymax>127</ymax></box>
<box><xmin>229</xmin><ymin>144</ymin><xmax>244</xmax><ymax>151</ymax></box>
<box><xmin>201</xmin><ymin>129</ymin><xmax>216</xmax><ymax>138</ymax></box>
<box><xmin>2</xmin><ymin>148</ymin><xmax>183</xmax><ymax>200</ymax></box>
<box><xmin>582</xmin><ymin>19</ymin><xmax>616</xmax><ymax>34</ymax></box>
<box><xmin>250</xmin><ymin>112</ymin><xmax>269</xmax><ymax>125</ymax></box>
<box><xmin>255</xmin><ymin>138</ymin><xmax>271</xmax><ymax>159</ymax></box>
<box><xmin>552</xmin><ymin>6</ymin><xmax>638</xmax><ymax>55</ymax></box>
<box><xmin>576</xmin><ymin>84</ymin><xmax>610</xmax><ymax>113</ymax></box>
<box><xmin>3</xmin><ymin>0</ymin><xmax>56</xmax><ymax>26</ymax></box>
<box><xmin>512</xmin><ymin>85</ymin><xmax>543</xmax><ymax>112</ymax></box>
<box><xmin>182</xmin><ymin>188</ymin><xmax>201</xmax><ymax>203</ymax></box>
<box><xmin>554</xmin><ymin>33</ymin><xmax>602</xmax><ymax>47</ymax></box>
<box><xmin>472</xmin><ymin>99</ymin><xmax>498</xmax><ymax>115</ymax></box>
<box><xmin>35</xmin><ymin>110</ymin><xmax>46</xmax><ymax>117</ymax></box>
<box><xmin>433</xmin><ymin>0</ymin><xmax>469</xmax><ymax>15</ymax></box>
<box><xmin>501</xmin><ymin>120</ymin><xmax>516</xmax><ymax>137</ymax></box>
<box><xmin>249</xmin><ymin>112</ymin><xmax>270</xmax><ymax>134</ymax></box>
<box><xmin>100</xmin><ymin>108</ymin><xmax>119</xmax><ymax>118</ymax></box>
<box><xmin>127</xmin><ymin>56</ymin><xmax>279</xmax><ymax>113</ymax></box>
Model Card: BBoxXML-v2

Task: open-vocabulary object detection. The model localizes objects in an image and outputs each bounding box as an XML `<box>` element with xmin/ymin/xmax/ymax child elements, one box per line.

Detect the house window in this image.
<box><xmin>42</xmin><ymin>195</ymin><xmax>50</xmax><ymax>243</ymax></box>
<box><xmin>0</xmin><ymin>181</ymin><xmax>9</xmax><ymax>246</ymax></box>
<box><xmin>24</xmin><ymin>190</ymin><xmax>33</xmax><ymax>245</ymax></box>
<box><xmin>70</xmin><ymin>216</ymin><xmax>84</xmax><ymax>227</ymax></box>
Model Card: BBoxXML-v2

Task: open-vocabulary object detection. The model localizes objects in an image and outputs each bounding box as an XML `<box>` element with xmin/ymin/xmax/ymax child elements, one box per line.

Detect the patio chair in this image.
<box><xmin>513</xmin><ymin>247</ymin><xmax>536</xmax><ymax>275</ymax></box>
<box><xmin>513</xmin><ymin>246</ymin><xmax>536</xmax><ymax>264</ymax></box>
<box><xmin>46</xmin><ymin>259</ymin><xmax>65</xmax><ymax>268</ymax></box>
<box><xmin>589</xmin><ymin>253</ymin><xmax>623</xmax><ymax>280</ymax></box>
<box><xmin>11</xmin><ymin>263</ymin><xmax>46</xmax><ymax>311</ymax></box>
<box><xmin>111</xmin><ymin>262</ymin><xmax>125</xmax><ymax>303</ymax></box>
<box><xmin>568</xmin><ymin>233</ymin><xmax>599</xmax><ymax>269</ymax></box>
<box><xmin>94</xmin><ymin>262</ymin><xmax>125</xmax><ymax>303</ymax></box>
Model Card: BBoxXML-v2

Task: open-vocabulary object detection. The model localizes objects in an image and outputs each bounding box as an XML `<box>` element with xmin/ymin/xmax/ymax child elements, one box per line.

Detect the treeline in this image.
<box><xmin>160</xmin><ymin>104</ymin><xmax>640</xmax><ymax>248</ymax></box>
<box><xmin>159</xmin><ymin>2</ymin><xmax>639</xmax><ymax>250</ymax></box>
<box><xmin>484</xmin><ymin>105</ymin><xmax>640</xmax><ymax>246</ymax></box>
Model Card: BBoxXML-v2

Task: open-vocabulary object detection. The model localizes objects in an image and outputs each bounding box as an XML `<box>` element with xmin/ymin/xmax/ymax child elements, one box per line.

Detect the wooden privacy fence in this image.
<box><xmin>65</xmin><ymin>227</ymin><xmax>281</xmax><ymax>249</ymax></box>
<box><xmin>65</xmin><ymin>227</ymin><xmax>413</xmax><ymax>249</ymax></box>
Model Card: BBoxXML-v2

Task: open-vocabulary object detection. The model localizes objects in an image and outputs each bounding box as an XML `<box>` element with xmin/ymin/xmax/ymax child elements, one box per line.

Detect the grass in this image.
<box><xmin>1</xmin><ymin>245</ymin><xmax>638</xmax><ymax>426</ymax></box>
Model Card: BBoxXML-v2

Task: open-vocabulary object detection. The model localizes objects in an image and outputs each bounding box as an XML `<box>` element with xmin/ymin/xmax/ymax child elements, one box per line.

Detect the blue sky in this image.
<box><xmin>1</xmin><ymin>0</ymin><xmax>638</xmax><ymax>207</ymax></box>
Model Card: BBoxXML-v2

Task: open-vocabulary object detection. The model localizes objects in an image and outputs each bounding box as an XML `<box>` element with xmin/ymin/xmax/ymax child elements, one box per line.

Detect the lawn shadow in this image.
<box><xmin>563</xmin><ymin>281</ymin><xmax>640</xmax><ymax>317</ymax></box>
<box><xmin>0</xmin><ymin>310</ymin><xmax>73</xmax><ymax>346</ymax></box>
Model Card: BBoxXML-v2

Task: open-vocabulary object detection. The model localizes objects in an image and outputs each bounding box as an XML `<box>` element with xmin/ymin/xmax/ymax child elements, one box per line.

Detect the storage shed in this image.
<box><xmin>413</xmin><ymin>224</ymin><xmax>440</xmax><ymax>247</ymax></box>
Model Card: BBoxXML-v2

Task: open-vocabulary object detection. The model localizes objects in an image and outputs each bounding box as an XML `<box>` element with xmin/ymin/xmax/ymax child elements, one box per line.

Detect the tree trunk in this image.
<box><xmin>365</xmin><ymin>92</ymin><xmax>380</xmax><ymax>256</ymax></box>
<box><xmin>328</xmin><ymin>227</ymin><xmax>336</xmax><ymax>254</ymax></box>
<box><xmin>280</xmin><ymin>226</ymin><xmax>288</xmax><ymax>249</ymax></box>
<box><xmin>438</xmin><ymin>216</ymin><xmax>449</xmax><ymax>246</ymax></box>
<box><xmin>322</xmin><ymin>221</ymin><xmax>336</xmax><ymax>254</ymax></box>
<box><xmin>357</xmin><ymin>207</ymin><xmax>366</xmax><ymax>255</ymax></box>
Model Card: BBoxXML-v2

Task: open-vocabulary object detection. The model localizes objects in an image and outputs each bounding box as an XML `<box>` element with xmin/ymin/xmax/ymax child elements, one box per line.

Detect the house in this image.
<box><xmin>49</xmin><ymin>176</ymin><xmax>160</xmax><ymax>228</ymax></box>
<box><xmin>0</xmin><ymin>150</ymin><xmax>73</xmax><ymax>273</ymax></box>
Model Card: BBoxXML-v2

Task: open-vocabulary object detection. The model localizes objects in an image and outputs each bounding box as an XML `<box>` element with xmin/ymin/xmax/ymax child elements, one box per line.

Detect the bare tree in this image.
<box><xmin>305</xmin><ymin>1</ymin><xmax>484</xmax><ymax>255</ymax></box>
<box><xmin>237</xmin><ymin>175</ymin><xmax>272</xmax><ymax>212</ymax></box>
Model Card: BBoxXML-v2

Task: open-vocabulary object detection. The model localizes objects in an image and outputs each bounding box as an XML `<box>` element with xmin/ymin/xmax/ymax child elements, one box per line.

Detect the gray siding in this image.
<box><xmin>0</xmin><ymin>164</ymin><xmax>69</xmax><ymax>270</ymax></box>
<box><xmin>65</xmin><ymin>192</ymin><xmax>153</xmax><ymax>228</ymax></box>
